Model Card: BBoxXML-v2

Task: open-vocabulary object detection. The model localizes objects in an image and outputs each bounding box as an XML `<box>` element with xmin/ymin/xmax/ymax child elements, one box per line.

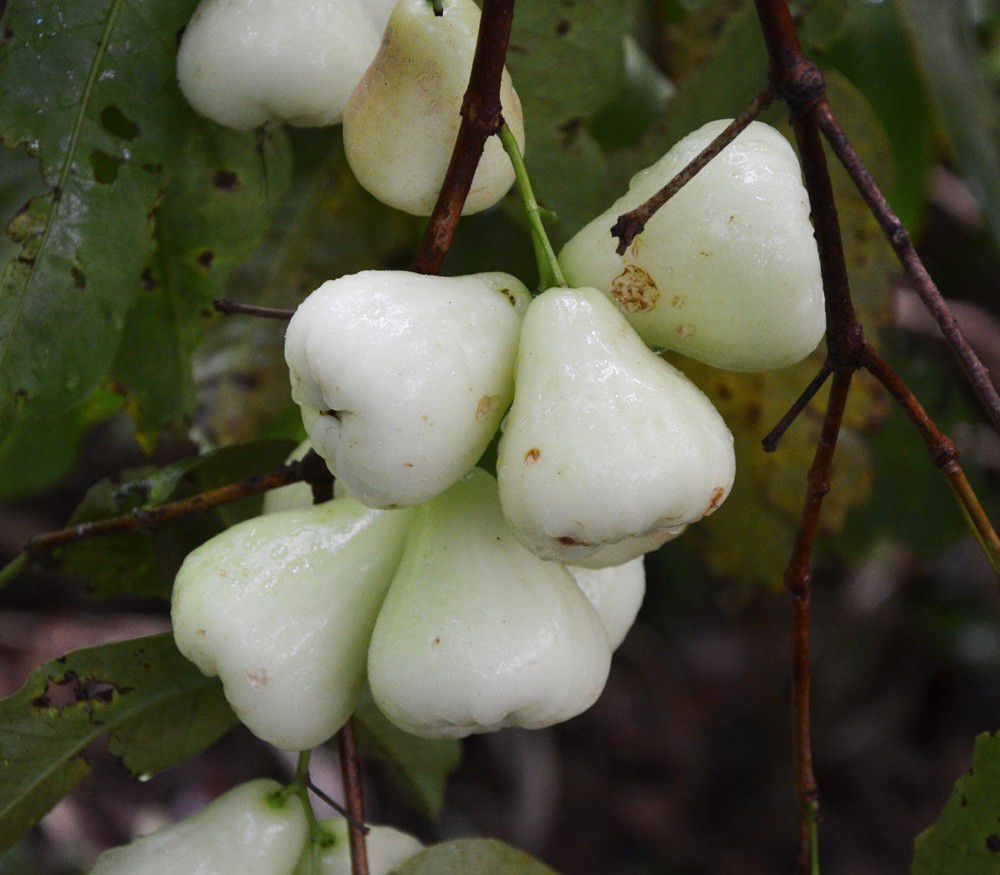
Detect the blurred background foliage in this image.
<box><xmin>0</xmin><ymin>0</ymin><xmax>999</xmax><ymax>872</ymax></box>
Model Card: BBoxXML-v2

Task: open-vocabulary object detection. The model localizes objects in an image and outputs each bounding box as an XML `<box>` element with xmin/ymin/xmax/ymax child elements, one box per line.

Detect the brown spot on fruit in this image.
<box><xmin>670</xmin><ymin>294</ymin><xmax>684</xmax><ymax>308</ymax></box>
<box><xmin>524</xmin><ymin>448</ymin><xmax>541</xmax><ymax>464</ymax></box>
<box><xmin>611</xmin><ymin>265</ymin><xmax>659</xmax><ymax>313</ymax></box>
<box><xmin>556</xmin><ymin>536</ymin><xmax>592</xmax><ymax>547</ymax></box>
<box><xmin>676</xmin><ymin>323</ymin><xmax>695</xmax><ymax>339</ymax></box>
<box><xmin>403</xmin><ymin>463</ymin><xmax>414</xmax><ymax>468</ymax></box>
<box><xmin>196</xmin><ymin>628</ymin><xmax>206</xmax><ymax>637</ymax></box>
<box><xmin>705</xmin><ymin>487</ymin><xmax>725</xmax><ymax>515</ymax></box>
<box><xmin>475</xmin><ymin>394</ymin><xmax>497</xmax><ymax>422</ymax></box>
<box><xmin>247</xmin><ymin>669</ymin><xmax>268</xmax><ymax>688</ymax></box>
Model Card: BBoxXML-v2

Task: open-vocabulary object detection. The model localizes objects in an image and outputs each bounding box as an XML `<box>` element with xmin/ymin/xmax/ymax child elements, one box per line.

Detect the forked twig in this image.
<box><xmin>815</xmin><ymin>102</ymin><xmax>1000</xmax><ymax>435</ymax></box>
<box><xmin>611</xmin><ymin>87</ymin><xmax>774</xmax><ymax>253</ymax></box>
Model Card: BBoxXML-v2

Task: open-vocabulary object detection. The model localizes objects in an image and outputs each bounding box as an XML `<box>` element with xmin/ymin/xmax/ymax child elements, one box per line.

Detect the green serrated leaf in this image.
<box><xmin>913</xmin><ymin>732</ymin><xmax>1000</xmax><ymax>873</ymax></box>
<box><xmin>353</xmin><ymin>692</ymin><xmax>461</xmax><ymax>822</ymax></box>
<box><xmin>896</xmin><ymin>0</ymin><xmax>1000</xmax><ymax>246</ymax></box>
<box><xmin>395</xmin><ymin>839</ymin><xmax>557</xmax><ymax>874</ymax></box>
<box><xmin>111</xmin><ymin>122</ymin><xmax>292</xmax><ymax>442</ymax></box>
<box><xmin>0</xmin><ymin>0</ymin><xmax>201</xmax><ymax>439</ymax></box>
<box><xmin>46</xmin><ymin>438</ymin><xmax>296</xmax><ymax>599</ymax></box>
<box><xmin>0</xmin><ymin>634</ymin><xmax>236</xmax><ymax>852</ymax></box>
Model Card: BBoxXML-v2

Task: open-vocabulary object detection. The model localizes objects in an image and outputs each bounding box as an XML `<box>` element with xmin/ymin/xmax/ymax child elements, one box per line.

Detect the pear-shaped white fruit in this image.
<box><xmin>294</xmin><ymin>819</ymin><xmax>423</xmax><ymax>875</ymax></box>
<box><xmin>90</xmin><ymin>779</ymin><xmax>306</xmax><ymax>875</ymax></box>
<box><xmin>368</xmin><ymin>469</ymin><xmax>612</xmax><ymax>738</ymax></box>
<box><xmin>343</xmin><ymin>0</ymin><xmax>526</xmax><ymax>215</ymax></box>
<box><xmin>559</xmin><ymin>120</ymin><xmax>825</xmax><ymax>372</ymax></box>
<box><xmin>569</xmin><ymin>558</ymin><xmax>646</xmax><ymax>650</ymax></box>
<box><xmin>177</xmin><ymin>0</ymin><xmax>383</xmax><ymax>130</ymax></box>
<box><xmin>497</xmin><ymin>286</ymin><xmax>736</xmax><ymax>566</ymax></box>
<box><xmin>262</xmin><ymin>439</ymin><xmax>315</xmax><ymax>515</ymax></box>
<box><xmin>172</xmin><ymin>499</ymin><xmax>412</xmax><ymax>750</ymax></box>
<box><xmin>285</xmin><ymin>270</ymin><xmax>531</xmax><ymax>509</ymax></box>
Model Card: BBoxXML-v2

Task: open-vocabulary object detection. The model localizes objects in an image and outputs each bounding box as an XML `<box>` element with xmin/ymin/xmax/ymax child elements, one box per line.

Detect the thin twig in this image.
<box><xmin>784</xmin><ymin>368</ymin><xmax>851</xmax><ymax>873</ymax></box>
<box><xmin>411</xmin><ymin>0</ymin><xmax>517</xmax><ymax>275</ymax></box>
<box><xmin>338</xmin><ymin>720</ymin><xmax>369</xmax><ymax>875</ymax></box>
<box><xmin>306</xmin><ymin>777</ymin><xmax>371</xmax><ymax>834</ymax></box>
<box><xmin>24</xmin><ymin>451</ymin><xmax>331</xmax><ymax>558</ymax></box>
<box><xmin>213</xmin><ymin>299</ymin><xmax>294</xmax><ymax>319</ymax></box>
<box><xmin>0</xmin><ymin>553</ymin><xmax>27</xmax><ymax>590</ymax></box>
<box><xmin>610</xmin><ymin>87</ymin><xmax>774</xmax><ymax>254</ymax></box>
<box><xmin>815</xmin><ymin>102</ymin><xmax>1000</xmax><ymax>435</ymax></box>
<box><xmin>762</xmin><ymin>361</ymin><xmax>833</xmax><ymax>452</ymax></box>
<box><xmin>862</xmin><ymin>345</ymin><xmax>1000</xmax><ymax>574</ymax></box>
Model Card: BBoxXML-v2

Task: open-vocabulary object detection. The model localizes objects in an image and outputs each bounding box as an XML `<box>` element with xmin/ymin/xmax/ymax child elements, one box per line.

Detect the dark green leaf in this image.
<box><xmin>0</xmin><ymin>634</ymin><xmax>236</xmax><ymax>852</ymax></box>
<box><xmin>507</xmin><ymin>0</ymin><xmax>638</xmax><ymax>237</ymax></box>
<box><xmin>353</xmin><ymin>692</ymin><xmax>461</xmax><ymax>821</ymax></box>
<box><xmin>47</xmin><ymin>438</ymin><xmax>296</xmax><ymax>599</ymax></box>
<box><xmin>395</xmin><ymin>839</ymin><xmax>557</xmax><ymax>874</ymax></box>
<box><xmin>0</xmin><ymin>389</ymin><xmax>121</xmax><ymax>502</ymax></box>
<box><xmin>0</xmin><ymin>0</ymin><xmax>201</xmax><ymax>439</ymax></box>
<box><xmin>896</xmin><ymin>0</ymin><xmax>1000</xmax><ymax>246</ymax></box>
<box><xmin>111</xmin><ymin>122</ymin><xmax>291</xmax><ymax>442</ymax></box>
<box><xmin>913</xmin><ymin>732</ymin><xmax>1000</xmax><ymax>873</ymax></box>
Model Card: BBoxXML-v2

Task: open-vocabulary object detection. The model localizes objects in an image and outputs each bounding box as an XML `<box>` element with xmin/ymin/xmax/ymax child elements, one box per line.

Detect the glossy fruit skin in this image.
<box><xmin>90</xmin><ymin>779</ymin><xmax>307</xmax><ymax>875</ymax></box>
<box><xmin>177</xmin><ymin>0</ymin><xmax>382</xmax><ymax>129</ymax></box>
<box><xmin>343</xmin><ymin>0</ymin><xmax>526</xmax><ymax>215</ymax></box>
<box><xmin>367</xmin><ymin>469</ymin><xmax>612</xmax><ymax>738</ymax></box>
<box><xmin>497</xmin><ymin>287</ymin><xmax>735</xmax><ymax>566</ymax></box>
<box><xmin>172</xmin><ymin>499</ymin><xmax>412</xmax><ymax>751</ymax></box>
<box><xmin>293</xmin><ymin>819</ymin><xmax>423</xmax><ymax>875</ymax></box>
<box><xmin>568</xmin><ymin>558</ymin><xmax>646</xmax><ymax>650</ymax></box>
<box><xmin>559</xmin><ymin>120</ymin><xmax>825</xmax><ymax>372</ymax></box>
<box><xmin>285</xmin><ymin>270</ymin><xmax>531</xmax><ymax>509</ymax></box>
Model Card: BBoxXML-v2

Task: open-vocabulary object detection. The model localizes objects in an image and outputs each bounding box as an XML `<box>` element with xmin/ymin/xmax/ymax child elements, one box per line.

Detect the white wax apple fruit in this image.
<box><xmin>285</xmin><ymin>270</ymin><xmax>531</xmax><ymax>509</ymax></box>
<box><xmin>172</xmin><ymin>499</ymin><xmax>412</xmax><ymax>750</ymax></box>
<box><xmin>367</xmin><ymin>469</ymin><xmax>612</xmax><ymax>738</ymax></box>
<box><xmin>497</xmin><ymin>286</ymin><xmax>736</xmax><ymax>566</ymax></box>
<box><xmin>343</xmin><ymin>0</ymin><xmax>526</xmax><ymax>215</ymax></box>
<box><xmin>569</xmin><ymin>558</ymin><xmax>646</xmax><ymax>650</ymax></box>
<box><xmin>559</xmin><ymin>120</ymin><xmax>825</xmax><ymax>372</ymax></box>
<box><xmin>177</xmin><ymin>0</ymin><xmax>383</xmax><ymax>130</ymax></box>
<box><xmin>294</xmin><ymin>819</ymin><xmax>423</xmax><ymax>875</ymax></box>
<box><xmin>262</xmin><ymin>439</ymin><xmax>315</xmax><ymax>515</ymax></box>
<box><xmin>90</xmin><ymin>779</ymin><xmax>306</xmax><ymax>875</ymax></box>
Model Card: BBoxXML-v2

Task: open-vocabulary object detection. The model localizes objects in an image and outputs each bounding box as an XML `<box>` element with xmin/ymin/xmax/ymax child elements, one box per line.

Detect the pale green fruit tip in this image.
<box><xmin>90</xmin><ymin>779</ymin><xmax>307</xmax><ymax>875</ymax></box>
<box><xmin>171</xmin><ymin>498</ymin><xmax>412</xmax><ymax>750</ymax></box>
<box><xmin>368</xmin><ymin>468</ymin><xmax>612</xmax><ymax>738</ymax></box>
<box><xmin>497</xmin><ymin>286</ymin><xmax>735</xmax><ymax>566</ymax></box>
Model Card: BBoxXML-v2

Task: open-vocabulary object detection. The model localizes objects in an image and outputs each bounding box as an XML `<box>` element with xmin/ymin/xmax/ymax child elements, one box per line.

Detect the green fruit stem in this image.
<box><xmin>285</xmin><ymin>749</ymin><xmax>331</xmax><ymax>865</ymax></box>
<box><xmin>0</xmin><ymin>553</ymin><xmax>26</xmax><ymax>591</ymax></box>
<box><xmin>500</xmin><ymin>123</ymin><xmax>566</xmax><ymax>291</ymax></box>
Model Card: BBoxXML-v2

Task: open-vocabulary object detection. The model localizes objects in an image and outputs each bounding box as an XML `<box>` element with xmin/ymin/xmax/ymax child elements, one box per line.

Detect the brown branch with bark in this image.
<box><xmin>604</xmin><ymin>0</ymin><xmax>1000</xmax><ymax>868</ymax></box>
<box><xmin>23</xmin><ymin>450</ymin><xmax>331</xmax><ymax>559</ymax></box>
<box><xmin>411</xmin><ymin>0</ymin><xmax>517</xmax><ymax>275</ymax></box>
<box><xmin>337</xmin><ymin>721</ymin><xmax>369</xmax><ymax>875</ymax></box>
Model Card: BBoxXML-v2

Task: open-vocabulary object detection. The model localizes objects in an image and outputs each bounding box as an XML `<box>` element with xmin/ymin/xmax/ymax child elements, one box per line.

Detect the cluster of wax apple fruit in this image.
<box><xmin>93</xmin><ymin>0</ymin><xmax>824</xmax><ymax>870</ymax></box>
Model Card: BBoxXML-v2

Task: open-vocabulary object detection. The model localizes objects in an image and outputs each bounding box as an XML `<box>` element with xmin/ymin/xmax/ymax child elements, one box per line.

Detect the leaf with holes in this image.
<box><xmin>0</xmin><ymin>634</ymin><xmax>236</xmax><ymax>853</ymax></box>
<box><xmin>913</xmin><ymin>732</ymin><xmax>1000</xmax><ymax>873</ymax></box>
<box><xmin>396</xmin><ymin>839</ymin><xmax>557</xmax><ymax>874</ymax></box>
<box><xmin>0</xmin><ymin>0</ymin><xmax>204</xmax><ymax>441</ymax></box>
<box><xmin>111</xmin><ymin>121</ymin><xmax>291</xmax><ymax>443</ymax></box>
<box><xmin>41</xmin><ymin>438</ymin><xmax>296</xmax><ymax>600</ymax></box>
<box><xmin>352</xmin><ymin>691</ymin><xmax>461</xmax><ymax>821</ymax></box>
